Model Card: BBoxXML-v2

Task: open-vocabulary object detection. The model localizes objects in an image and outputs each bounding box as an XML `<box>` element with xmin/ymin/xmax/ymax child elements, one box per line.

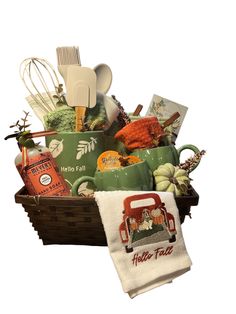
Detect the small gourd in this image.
<box><xmin>153</xmin><ymin>163</ymin><xmax>190</xmax><ymax>196</ymax></box>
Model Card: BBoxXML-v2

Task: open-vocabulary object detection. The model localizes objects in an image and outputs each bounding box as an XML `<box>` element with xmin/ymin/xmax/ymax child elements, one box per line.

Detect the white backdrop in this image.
<box><xmin>1</xmin><ymin>0</ymin><xmax>235</xmax><ymax>313</ymax></box>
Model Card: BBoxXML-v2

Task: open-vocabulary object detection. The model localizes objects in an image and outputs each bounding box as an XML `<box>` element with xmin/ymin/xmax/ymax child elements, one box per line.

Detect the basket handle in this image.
<box><xmin>71</xmin><ymin>176</ymin><xmax>95</xmax><ymax>196</ymax></box>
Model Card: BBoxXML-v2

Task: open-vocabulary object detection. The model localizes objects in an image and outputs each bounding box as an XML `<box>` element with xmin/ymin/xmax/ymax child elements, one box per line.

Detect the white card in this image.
<box><xmin>146</xmin><ymin>94</ymin><xmax>188</xmax><ymax>140</ymax></box>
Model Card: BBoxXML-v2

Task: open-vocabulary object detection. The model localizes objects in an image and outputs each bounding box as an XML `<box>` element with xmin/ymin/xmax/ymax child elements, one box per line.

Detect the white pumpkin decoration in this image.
<box><xmin>153</xmin><ymin>163</ymin><xmax>190</xmax><ymax>196</ymax></box>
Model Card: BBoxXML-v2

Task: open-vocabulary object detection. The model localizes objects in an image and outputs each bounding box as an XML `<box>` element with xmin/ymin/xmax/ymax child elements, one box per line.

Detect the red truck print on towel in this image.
<box><xmin>119</xmin><ymin>193</ymin><xmax>177</xmax><ymax>253</ymax></box>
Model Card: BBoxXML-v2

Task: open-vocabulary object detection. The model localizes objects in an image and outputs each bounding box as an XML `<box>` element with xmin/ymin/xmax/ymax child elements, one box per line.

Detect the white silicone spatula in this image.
<box><xmin>66</xmin><ymin>65</ymin><xmax>96</xmax><ymax>131</ymax></box>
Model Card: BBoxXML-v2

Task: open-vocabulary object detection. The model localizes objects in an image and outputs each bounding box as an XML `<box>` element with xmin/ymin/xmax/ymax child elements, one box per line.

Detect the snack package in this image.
<box><xmin>97</xmin><ymin>151</ymin><xmax>141</xmax><ymax>171</ymax></box>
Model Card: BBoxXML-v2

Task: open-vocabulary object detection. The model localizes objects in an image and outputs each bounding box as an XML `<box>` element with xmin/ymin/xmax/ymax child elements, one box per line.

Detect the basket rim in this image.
<box><xmin>15</xmin><ymin>186</ymin><xmax>199</xmax><ymax>207</ymax></box>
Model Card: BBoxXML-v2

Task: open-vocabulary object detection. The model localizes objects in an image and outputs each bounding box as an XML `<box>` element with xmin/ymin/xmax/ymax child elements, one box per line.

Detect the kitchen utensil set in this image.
<box><xmin>20</xmin><ymin>46</ymin><xmax>113</xmax><ymax>132</ymax></box>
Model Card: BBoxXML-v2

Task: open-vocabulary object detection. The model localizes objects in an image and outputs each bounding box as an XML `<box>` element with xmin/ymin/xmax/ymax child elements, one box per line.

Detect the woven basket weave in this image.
<box><xmin>15</xmin><ymin>186</ymin><xmax>199</xmax><ymax>246</ymax></box>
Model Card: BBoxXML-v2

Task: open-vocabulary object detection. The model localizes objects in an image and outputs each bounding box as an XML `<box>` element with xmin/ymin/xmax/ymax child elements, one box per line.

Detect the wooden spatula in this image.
<box><xmin>66</xmin><ymin>65</ymin><xmax>96</xmax><ymax>131</ymax></box>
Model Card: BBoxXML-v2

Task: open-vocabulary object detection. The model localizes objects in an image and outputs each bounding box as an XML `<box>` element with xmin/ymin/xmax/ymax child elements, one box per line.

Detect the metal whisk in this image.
<box><xmin>20</xmin><ymin>57</ymin><xmax>62</xmax><ymax>122</ymax></box>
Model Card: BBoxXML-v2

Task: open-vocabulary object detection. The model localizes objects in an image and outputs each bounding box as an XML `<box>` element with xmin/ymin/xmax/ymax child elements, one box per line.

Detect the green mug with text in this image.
<box><xmin>71</xmin><ymin>160</ymin><xmax>153</xmax><ymax>195</ymax></box>
<box><xmin>46</xmin><ymin>131</ymin><xmax>106</xmax><ymax>189</ymax></box>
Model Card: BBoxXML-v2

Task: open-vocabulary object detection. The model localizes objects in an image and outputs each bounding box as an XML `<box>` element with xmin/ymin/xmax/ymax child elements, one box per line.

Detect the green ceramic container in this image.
<box><xmin>45</xmin><ymin>131</ymin><xmax>106</xmax><ymax>189</ymax></box>
<box><xmin>71</xmin><ymin>160</ymin><xmax>153</xmax><ymax>195</ymax></box>
<box><xmin>131</xmin><ymin>144</ymin><xmax>200</xmax><ymax>173</ymax></box>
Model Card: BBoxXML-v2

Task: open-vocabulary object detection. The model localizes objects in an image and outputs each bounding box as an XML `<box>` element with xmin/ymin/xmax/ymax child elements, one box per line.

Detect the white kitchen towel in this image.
<box><xmin>95</xmin><ymin>191</ymin><xmax>192</xmax><ymax>298</ymax></box>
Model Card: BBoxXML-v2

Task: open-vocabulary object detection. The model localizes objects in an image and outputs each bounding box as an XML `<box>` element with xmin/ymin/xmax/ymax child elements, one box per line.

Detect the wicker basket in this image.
<box><xmin>15</xmin><ymin>186</ymin><xmax>199</xmax><ymax>246</ymax></box>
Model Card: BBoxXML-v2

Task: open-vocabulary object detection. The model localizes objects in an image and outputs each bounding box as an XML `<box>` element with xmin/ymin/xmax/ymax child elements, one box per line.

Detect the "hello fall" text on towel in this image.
<box><xmin>132</xmin><ymin>246</ymin><xmax>173</xmax><ymax>267</ymax></box>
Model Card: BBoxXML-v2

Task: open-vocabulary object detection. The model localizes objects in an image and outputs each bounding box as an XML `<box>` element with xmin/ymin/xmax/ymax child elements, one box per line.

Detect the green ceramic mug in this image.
<box><xmin>71</xmin><ymin>160</ymin><xmax>153</xmax><ymax>195</ymax></box>
<box><xmin>45</xmin><ymin>131</ymin><xmax>106</xmax><ymax>189</ymax></box>
<box><xmin>131</xmin><ymin>144</ymin><xmax>200</xmax><ymax>173</ymax></box>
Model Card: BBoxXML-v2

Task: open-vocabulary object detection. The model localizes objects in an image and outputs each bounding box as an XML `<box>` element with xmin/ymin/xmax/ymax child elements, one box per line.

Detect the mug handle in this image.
<box><xmin>71</xmin><ymin>176</ymin><xmax>96</xmax><ymax>196</ymax></box>
<box><xmin>177</xmin><ymin>144</ymin><xmax>200</xmax><ymax>173</ymax></box>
